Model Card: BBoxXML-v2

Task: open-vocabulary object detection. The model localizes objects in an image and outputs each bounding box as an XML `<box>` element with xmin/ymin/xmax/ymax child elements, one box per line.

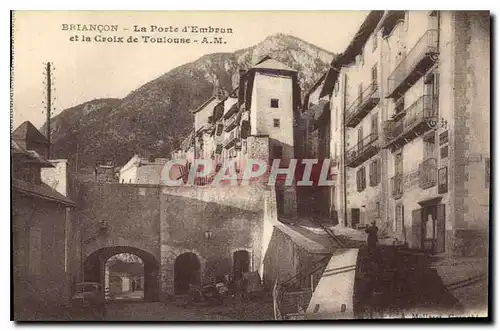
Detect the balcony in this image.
<box><xmin>387</xmin><ymin>29</ymin><xmax>439</xmax><ymax>98</ymax></box>
<box><xmin>391</xmin><ymin>174</ymin><xmax>404</xmax><ymax>199</ymax></box>
<box><xmin>346</xmin><ymin>133</ymin><xmax>380</xmax><ymax>168</ymax></box>
<box><xmin>345</xmin><ymin>82</ymin><xmax>380</xmax><ymax>127</ymax></box>
<box><xmin>224</xmin><ymin>111</ymin><xmax>241</xmax><ymax>132</ymax></box>
<box><xmin>419</xmin><ymin>158</ymin><xmax>437</xmax><ymax>189</ymax></box>
<box><xmin>384</xmin><ymin>95</ymin><xmax>438</xmax><ymax>150</ymax></box>
<box><xmin>224</xmin><ymin>130</ymin><xmax>241</xmax><ymax>149</ymax></box>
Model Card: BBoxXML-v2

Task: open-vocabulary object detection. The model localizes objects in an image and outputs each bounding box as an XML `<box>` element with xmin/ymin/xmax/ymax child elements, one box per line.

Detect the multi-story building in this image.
<box><xmin>172</xmin><ymin>56</ymin><xmax>301</xmax><ymax>217</ymax></box>
<box><xmin>12</xmin><ymin>122</ymin><xmax>78</xmax><ymax>319</ymax></box>
<box><xmin>321</xmin><ymin>10</ymin><xmax>489</xmax><ymax>258</ymax></box>
<box><xmin>381</xmin><ymin>10</ymin><xmax>490</xmax><ymax>256</ymax></box>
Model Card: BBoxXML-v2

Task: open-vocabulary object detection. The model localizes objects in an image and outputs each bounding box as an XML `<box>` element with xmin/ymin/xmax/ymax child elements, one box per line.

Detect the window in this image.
<box><xmin>359</xmin><ymin>51</ymin><xmax>364</xmax><ymax>66</ymax></box>
<box><xmin>273</xmin><ymin>119</ymin><xmax>280</xmax><ymax>128</ymax></box>
<box><xmin>334</xmin><ymin>81</ymin><xmax>340</xmax><ymax>95</ymax></box>
<box><xmin>270</xmin><ymin>98</ymin><xmax>279</xmax><ymax>108</ymax></box>
<box><xmin>440</xmin><ymin>145</ymin><xmax>449</xmax><ymax>159</ymax></box>
<box><xmin>273</xmin><ymin>145</ymin><xmax>283</xmax><ymax>159</ymax></box>
<box><xmin>371</xmin><ymin>113</ymin><xmax>379</xmax><ymax>136</ymax></box>
<box><xmin>372</xmin><ymin>34</ymin><xmax>378</xmax><ymax>52</ymax></box>
<box><xmin>369</xmin><ymin>159</ymin><xmax>381</xmax><ymax>186</ymax></box>
<box><xmin>395</xmin><ymin>151</ymin><xmax>403</xmax><ymax>175</ymax></box>
<box><xmin>357</xmin><ymin>126</ymin><xmax>364</xmax><ymax>148</ymax></box>
<box><xmin>356</xmin><ymin>166</ymin><xmax>366</xmax><ymax>192</ymax></box>
<box><xmin>375</xmin><ymin>202</ymin><xmax>380</xmax><ymax>218</ymax></box>
<box><xmin>395</xmin><ymin>97</ymin><xmax>405</xmax><ymax>115</ymax></box>
<box><xmin>371</xmin><ymin>65</ymin><xmax>378</xmax><ymax>89</ymax></box>
<box><xmin>28</xmin><ymin>227</ymin><xmax>41</xmax><ymax>275</ymax></box>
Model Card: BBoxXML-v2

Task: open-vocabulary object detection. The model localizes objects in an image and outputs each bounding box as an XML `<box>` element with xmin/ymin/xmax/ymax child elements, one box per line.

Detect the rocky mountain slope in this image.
<box><xmin>44</xmin><ymin>34</ymin><xmax>334</xmax><ymax>170</ymax></box>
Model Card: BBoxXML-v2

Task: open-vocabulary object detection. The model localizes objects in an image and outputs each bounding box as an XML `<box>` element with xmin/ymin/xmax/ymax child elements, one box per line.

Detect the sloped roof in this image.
<box><xmin>11</xmin><ymin>140</ymin><xmax>53</xmax><ymax>167</ymax></box>
<box><xmin>12</xmin><ymin>121</ymin><xmax>49</xmax><ymax>145</ymax></box>
<box><xmin>191</xmin><ymin>96</ymin><xmax>218</xmax><ymax>114</ymax></box>
<box><xmin>13</xmin><ymin>178</ymin><xmax>76</xmax><ymax>206</ymax></box>
<box><xmin>252</xmin><ymin>58</ymin><xmax>297</xmax><ymax>72</ymax></box>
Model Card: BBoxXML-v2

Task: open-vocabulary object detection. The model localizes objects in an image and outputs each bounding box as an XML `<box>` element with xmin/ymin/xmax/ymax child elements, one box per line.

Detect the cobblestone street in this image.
<box><xmin>104</xmin><ymin>295</ymin><xmax>274</xmax><ymax>321</ymax></box>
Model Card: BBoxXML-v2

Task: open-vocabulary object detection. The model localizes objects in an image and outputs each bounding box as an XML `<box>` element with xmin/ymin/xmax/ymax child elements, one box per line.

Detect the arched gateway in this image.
<box><xmin>83</xmin><ymin>246</ymin><xmax>160</xmax><ymax>302</ymax></box>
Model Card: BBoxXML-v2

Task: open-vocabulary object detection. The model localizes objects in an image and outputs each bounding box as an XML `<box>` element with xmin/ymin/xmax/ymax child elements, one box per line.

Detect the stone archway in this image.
<box><xmin>84</xmin><ymin>246</ymin><xmax>160</xmax><ymax>302</ymax></box>
<box><xmin>174</xmin><ymin>252</ymin><xmax>201</xmax><ymax>294</ymax></box>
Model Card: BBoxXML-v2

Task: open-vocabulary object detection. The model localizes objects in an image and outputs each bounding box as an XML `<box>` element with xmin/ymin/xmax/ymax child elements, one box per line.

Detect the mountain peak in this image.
<box><xmin>46</xmin><ymin>35</ymin><xmax>334</xmax><ymax>170</ymax></box>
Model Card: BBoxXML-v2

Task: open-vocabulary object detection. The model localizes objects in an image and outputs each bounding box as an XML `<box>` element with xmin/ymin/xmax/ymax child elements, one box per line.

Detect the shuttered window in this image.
<box><xmin>371</xmin><ymin>113</ymin><xmax>379</xmax><ymax>136</ymax></box>
<box><xmin>369</xmin><ymin>159</ymin><xmax>381</xmax><ymax>186</ymax></box>
<box><xmin>356</xmin><ymin>166</ymin><xmax>366</xmax><ymax>192</ymax></box>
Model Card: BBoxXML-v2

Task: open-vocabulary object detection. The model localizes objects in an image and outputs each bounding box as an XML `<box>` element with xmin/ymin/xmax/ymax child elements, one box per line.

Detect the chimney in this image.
<box><xmin>238</xmin><ymin>69</ymin><xmax>246</xmax><ymax>105</ymax></box>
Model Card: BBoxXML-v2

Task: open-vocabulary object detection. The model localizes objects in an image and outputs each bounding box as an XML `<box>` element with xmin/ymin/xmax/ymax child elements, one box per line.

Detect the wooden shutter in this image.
<box><xmin>435</xmin><ymin>204</ymin><xmax>446</xmax><ymax>254</ymax></box>
<box><xmin>411</xmin><ymin>209</ymin><xmax>422</xmax><ymax>249</ymax></box>
<box><xmin>376</xmin><ymin>159</ymin><xmax>381</xmax><ymax>185</ymax></box>
<box><xmin>369</xmin><ymin>162</ymin><xmax>374</xmax><ymax>186</ymax></box>
<box><xmin>371</xmin><ymin>113</ymin><xmax>379</xmax><ymax>136</ymax></box>
<box><xmin>358</xmin><ymin>168</ymin><xmax>362</xmax><ymax>191</ymax></box>
<box><xmin>361</xmin><ymin>166</ymin><xmax>366</xmax><ymax>190</ymax></box>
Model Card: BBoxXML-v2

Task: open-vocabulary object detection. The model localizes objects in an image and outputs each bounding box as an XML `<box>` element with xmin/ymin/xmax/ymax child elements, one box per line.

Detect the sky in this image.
<box><xmin>12</xmin><ymin>11</ymin><xmax>368</xmax><ymax>129</ymax></box>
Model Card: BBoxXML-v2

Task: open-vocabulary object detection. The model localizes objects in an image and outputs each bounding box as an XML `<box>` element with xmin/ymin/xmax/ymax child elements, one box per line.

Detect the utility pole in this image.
<box><xmin>45</xmin><ymin>62</ymin><xmax>52</xmax><ymax>159</ymax></box>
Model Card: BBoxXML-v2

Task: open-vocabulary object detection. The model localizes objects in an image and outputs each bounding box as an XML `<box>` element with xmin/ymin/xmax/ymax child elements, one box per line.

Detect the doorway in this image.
<box><xmin>412</xmin><ymin>203</ymin><xmax>445</xmax><ymax>253</ymax></box>
<box><xmin>233</xmin><ymin>250</ymin><xmax>250</xmax><ymax>276</ymax></box>
<box><xmin>174</xmin><ymin>252</ymin><xmax>201</xmax><ymax>294</ymax></box>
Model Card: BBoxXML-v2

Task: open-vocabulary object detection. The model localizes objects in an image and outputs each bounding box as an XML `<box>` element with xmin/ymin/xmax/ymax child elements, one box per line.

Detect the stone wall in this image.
<box><xmin>78</xmin><ymin>181</ymin><xmax>272</xmax><ymax>299</ymax></box>
<box><xmin>13</xmin><ymin>192</ymin><xmax>70</xmax><ymax>319</ymax></box>
<box><xmin>159</xmin><ymin>185</ymin><xmax>267</xmax><ymax>296</ymax></box>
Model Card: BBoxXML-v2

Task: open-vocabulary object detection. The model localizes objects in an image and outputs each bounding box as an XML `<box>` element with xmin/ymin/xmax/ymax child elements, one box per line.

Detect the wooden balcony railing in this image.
<box><xmin>387</xmin><ymin>29</ymin><xmax>439</xmax><ymax>98</ymax></box>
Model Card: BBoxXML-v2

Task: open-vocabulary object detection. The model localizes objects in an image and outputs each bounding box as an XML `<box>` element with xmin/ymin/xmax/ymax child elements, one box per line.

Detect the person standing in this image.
<box><xmin>366</xmin><ymin>221</ymin><xmax>379</xmax><ymax>253</ymax></box>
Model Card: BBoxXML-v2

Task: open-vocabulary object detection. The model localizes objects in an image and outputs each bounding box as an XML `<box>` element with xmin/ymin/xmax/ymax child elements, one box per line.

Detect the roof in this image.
<box><xmin>252</xmin><ymin>58</ymin><xmax>297</xmax><ymax>72</ymax></box>
<box><xmin>376</xmin><ymin>11</ymin><xmax>406</xmax><ymax>37</ymax></box>
<box><xmin>303</xmin><ymin>72</ymin><xmax>328</xmax><ymax>109</ymax></box>
<box><xmin>319</xmin><ymin>57</ymin><xmax>343</xmax><ymax>98</ymax></box>
<box><xmin>12</xmin><ymin>140</ymin><xmax>54</xmax><ymax>167</ymax></box>
<box><xmin>191</xmin><ymin>96</ymin><xmax>216</xmax><ymax>114</ymax></box>
<box><xmin>12</xmin><ymin>121</ymin><xmax>50</xmax><ymax>146</ymax></box>
<box><xmin>342</xmin><ymin>11</ymin><xmax>385</xmax><ymax>64</ymax></box>
<box><xmin>319</xmin><ymin>11</ymin><xmax>384</xmax><ymax>98</ymax></box>
<box><xmin>13</xmin><ymin>178</ymin><xmax>76</xmax><ymax>207</ymax></box>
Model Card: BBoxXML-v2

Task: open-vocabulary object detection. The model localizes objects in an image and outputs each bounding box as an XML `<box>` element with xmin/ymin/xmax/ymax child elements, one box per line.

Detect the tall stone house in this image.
<box><xmin>12</xmin><ymin>121</ymin><xmax>79</xmax><ymax>319</ymax></box>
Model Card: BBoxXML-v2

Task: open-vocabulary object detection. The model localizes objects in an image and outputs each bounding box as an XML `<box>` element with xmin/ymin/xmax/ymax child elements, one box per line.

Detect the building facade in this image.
<box><xmin>12</xmin><ymin>123</ymin><xmax>78</xmax><ymax>319</ymax></box>
<box><xmin>119</xmin><ymin>155</ymin><xmax>168</xmax><ymax>184</ymax></box>
<box><xmin>320</xmin><ymin>10</ymin><xmax>489</xmax><ymax>257</ymax></box>
<box><xmin>171</xmin><ymin>57</ymin><xmax>301</xmax><ymax>217</ymax></box>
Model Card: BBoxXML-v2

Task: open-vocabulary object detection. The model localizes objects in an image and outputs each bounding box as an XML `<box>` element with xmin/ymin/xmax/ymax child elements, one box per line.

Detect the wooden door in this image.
<box><xmin>435</xmin><ymin>204</ymin><xmax>446</xmax><ymax>254</ymax></box>
<box><xmin>411</xmin><ymin>209</ymin><xmax>422</xmax><ymax>249</ymax></box>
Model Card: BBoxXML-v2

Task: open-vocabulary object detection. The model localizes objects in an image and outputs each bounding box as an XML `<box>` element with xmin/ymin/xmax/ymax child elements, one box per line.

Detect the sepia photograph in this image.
<box><xmin>10</xmin><ymin>10</ymin><xmax>490</xmax><ymax>321</ymax></box>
